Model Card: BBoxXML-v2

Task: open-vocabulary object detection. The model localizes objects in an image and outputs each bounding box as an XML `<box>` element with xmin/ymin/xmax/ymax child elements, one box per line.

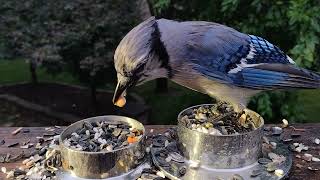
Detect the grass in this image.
<box><xmin>0</xmin><ymin>59</ymin><xmax>319</xmax><ymax>124</ymax></box>
<box><xmin>0</xmin><ymin>59</ymin><xmax>80</xmax><ymax>85</ymax></box>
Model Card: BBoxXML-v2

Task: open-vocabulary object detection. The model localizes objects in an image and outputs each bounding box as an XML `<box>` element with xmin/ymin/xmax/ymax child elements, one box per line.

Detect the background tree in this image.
<box><xmin>1</xmin><ymin>0</ymin><xmax>64</xmax><ymax>84</ymax></box>
<box><xmin>1</xmin><ymin>0</ymin><xmax>140</xmax><ymax>109</ymax></box>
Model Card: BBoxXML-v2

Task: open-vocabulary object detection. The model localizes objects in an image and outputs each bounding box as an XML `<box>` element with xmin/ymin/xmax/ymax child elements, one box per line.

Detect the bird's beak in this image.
<box><xmin>112</xmin><ymin>81</ymin><xmax>128</xmax><ymax>107</ymax></box>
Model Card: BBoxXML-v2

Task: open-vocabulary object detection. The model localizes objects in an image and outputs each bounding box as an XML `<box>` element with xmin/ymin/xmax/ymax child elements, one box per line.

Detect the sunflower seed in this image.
<box><xmin>250</xmin><ymin>169</ymin><xmax>263</xmax><ymax>177</ymax></box>
<box><xmin>22</xmin><ymin>129</ymin><xmax>30</xmax><ymax>133</ymax></box>
<box><xmin>63</xmin><ymin>121</ymin><xmax>142</xmax><ymax>152</ymax></box>
<box><xmin>168</xmin><ymin>152</ymin><xmax>184</xmax><ymax>163</ymax></box>
<box><xmin>6</xmin><ymin>171</ymin><xmax>14</xmax><ymax>178</ymax></box>
<box><xmin>232</xmin><ymin>174</ymin><xmax>244</xmax><ymax>180</ymax></box>
<box><xmin>11</xmin><ymin>127</ymin><xmax>22</xmax><ymax>135</ymax></box>
<box><xmin>13</xmin><ymin>168</ymin><xmax>26</xmax><ymax>176</ymax></box>
<box><xmin>312</xmin><ymin>157</ymin><xmax>320</xmax><ymax>162</ymax></box>
<box><xmin>291</xmin><ymin>133</ymin><xmax>301</xmax><ymax>138</ymax></box>
<box><xmin>271</xmin><ymin>127</ymin><xmax>282</xmax><ymax>135</ymax></box>
<box><xmin>308</xmin><ymin>167</ymin><xmax>319</xmax><ymax>171</ymax></box>
<box><xmin>258</xmin><ymin>158</ymin><xmax>272</xmax><ymax>165</ymax></box>
<box><xmin>181</xmin><ymin>103</ymin><xmax>257</xmax><ymax>135</ymax></box>
<box><xmin>1</xmin><ymin>167</ymin><xmax>6</xmax><ymax>173</ymax></box>
<box><xmin>7</xmin><ymin>142</ymin><xmax>19</xmax><ymax>147</ymax></box>
<box><xmin>112</xmin><ymin>128</ymin><xmax>122</xmax><ymax>137</ymax></box>
<box><xmin>141</xmin><ymin>173</ymin><xmax>162</xmax><ymax>179</ymax></box>
<box><xmin>155</xmin><ymin>156</ymin><xmax>170</xmax><ymax>167</ymax></box>
<box><xmin>179</xmin><ymin>166</ymin><xmax>187</xmax><ymax>175</ymax></box>
<box><xmin>282</xmin><ymin>138</ymin><xmax>293</xmax><ymax>143</ymax></box>
<box><xmin>303</xmin><ymin>153</ymin><xmax>313</xmax><ymax>161</ymax></box>
<box><xmin>20</xmin><ymin>144</ymin><xmax>33</xmax><ymax>149</ymax></box>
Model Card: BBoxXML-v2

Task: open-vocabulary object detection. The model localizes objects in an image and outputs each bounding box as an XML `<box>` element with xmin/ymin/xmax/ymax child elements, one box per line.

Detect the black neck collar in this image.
<box><xmin>150</xmin><ymin>20</ymin><xmax>173</xmax><ymax>78</ymax></box>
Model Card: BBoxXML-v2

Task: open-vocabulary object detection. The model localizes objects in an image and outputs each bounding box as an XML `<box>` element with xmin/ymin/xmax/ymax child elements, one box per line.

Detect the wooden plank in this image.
<box><xmin>0</xmin><ymin>124</ymin><xmax>319</xmax><ymax>179</ymax></box>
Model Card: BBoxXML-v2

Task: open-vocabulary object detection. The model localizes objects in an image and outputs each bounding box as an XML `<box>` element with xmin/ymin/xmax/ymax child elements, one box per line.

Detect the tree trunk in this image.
<box><xmin>90</xmin><ymin>83</ymin><xmax>98</xmax><ymax>114</ymax></box>
<box><xmin>29</xmin><ymin>62</ymin><xmax>38</xmax><ymax>85</ymax></box>
<box><xmin>155</xmin><ymin>78</ymin><xmax>168</xmax><ymax>93</ymax></box>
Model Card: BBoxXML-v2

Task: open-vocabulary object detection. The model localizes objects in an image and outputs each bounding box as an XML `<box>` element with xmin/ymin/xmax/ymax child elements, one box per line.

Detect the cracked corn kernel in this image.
<box><xmin>127</xmin><ymin>136</ymin><xmax>138</xmax><ymax>143</ymax></box>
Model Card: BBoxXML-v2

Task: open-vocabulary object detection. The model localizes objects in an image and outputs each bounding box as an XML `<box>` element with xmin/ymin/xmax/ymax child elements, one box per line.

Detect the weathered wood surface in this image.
<box><xmin>0</xmin><ymin>124</ymin><xmax>319</xmax><ymax>179</ymax></box>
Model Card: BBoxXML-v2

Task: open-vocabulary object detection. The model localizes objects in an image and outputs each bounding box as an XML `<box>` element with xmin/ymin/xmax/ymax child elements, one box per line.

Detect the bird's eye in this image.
<box><xmin>133</xmin><ymin>64</ymin><xmax>146</xmax><ymax>75</ymax></box>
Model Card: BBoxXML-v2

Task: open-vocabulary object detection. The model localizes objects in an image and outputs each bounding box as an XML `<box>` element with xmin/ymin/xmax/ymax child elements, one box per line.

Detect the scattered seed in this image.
<box><xmin>1</xmin><ymin>167</ymin><xmax>6</xmax><ymax>173</ymax></box>
<box><xmin>0</xmin><ymin>139</ymin><xmax>5</xmax><ymax>145</ymax></box>
<box><xmin>274</xmin><ymin>169</ymin><xmax>284</xmax><ymax>177</ymax></box>
<box><xmin>168</xmin><ymin>152</ymin><xmax>184</xmax><ymax>163</ymax></box>
<box><xmin>232</xmin><ymin>174</ymin><xmax>244</xmax><ymax>180</ymax></box>
<box><xmin>295</xmin><ymin>143</ymin><xmax>308</xmax><ymax>152</ymax></box>
<box><xmin>7</xmin><ymin>142</ymin><xmax>19</xmax><ymax>147</ymax></box>
<box><xmin>251</xmin><ymin>169</ymin><xmax>263</xmax><ymax>177</ymax></box>
<box><xmin>45</xmin><ymin>127</ymin><xmax>55</xmax><ymax>132</ymax></box>
<box><xmin>314</xmin><ymin>138</ymin><xmax>320</xmax><ymax>145</ymax></box>
<box><xmin>303</xmin><ymin>153</ymin><xmax>313</xmax><ymax>161</ymax></box>
<box><xmin>291</xmin><ymin>133</ymin><xmax>301</xmax><ymax>138</ymax></box>
<box><xmin>282</xmin><ymin>138</ymin><xmax>293</xmax><ymax>143</ymax></box>
<box><xmin>20</xmin><ymin>144</ymin><xmax>33</xmax><ymax>149</ymax></box>
<box><xmin>189</xmin><ymin>160</ymin><xmax>200</xmax><ymax>169</ymax></box>
<box><xmin>266</xmin><ymin>163</ymin><xmax>277</xmax><ymax>172</ymax></box>
<box><xmin>270</xmin><ymin>142</ymin><xmax>277</xmax><ymax>148</ymax></box>
<box><xmin>140</xmin><ymin>173</ymin><xmax>161</xmax><ymax>179</ymax></box>
<box><xmin>11</xmin><ymin>127</ymin><xmax>22</xmax><ymax>135</ymax></box>
<box><xmin>258</xmin><ymin>158</ymin><xmax>272</xmax><ymax>165</ymax></box>
<box><xmin>6</xmin><ymin>171</ymin><xmax>14</xmax><ymax>178</ymax></box>
<box><xmin>282</xmin><ymin>119</ymin><xmax>288</xmax><ymax>128</ymax></box>
<box><xmin>271</xmin><ymin>127</ymin><xmax>282</xmax><ymax>135</ymax></box>
<box><xmin>156</xmin><ymin>171</ymin><xmax>165</xmax><ymax>178</ymax></box>
<box><xmin>165</xmin><ymin>156</ymin><xmax>172</xmax><ymax>162</ymax></box>
<box><xmin>22</xmin><ymin>129</ymin><xmax>30</xmax><ymax>133</ymax></box>
<box><xmin>312</xmin><ymin>157</ymin><xmax>320</xmax><ymax>162</ymax></box>
<box><xmin>179</xmin><ymin>166</ymin><xmax>187</xmax><ymax>175</ymax></box>
<box><xmin>308</xmin><ymin>167</ymin><xmax>319</xmax><ymax>171</ymax></box>
<box><xmin>43</xmin><ymin>132</ymin><xmax>56</xmax><ymax>136</ymax></box>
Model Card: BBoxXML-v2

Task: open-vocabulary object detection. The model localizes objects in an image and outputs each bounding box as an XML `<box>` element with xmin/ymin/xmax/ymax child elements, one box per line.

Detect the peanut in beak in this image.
<box><xmin>114</xmin><ymin>96</ymin><xmax>126</xmax><ymax>107</ymax></box>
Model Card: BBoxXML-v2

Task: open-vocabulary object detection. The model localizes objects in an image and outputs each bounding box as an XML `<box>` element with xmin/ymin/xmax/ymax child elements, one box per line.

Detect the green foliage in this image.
<box><xmin>150</xmin><ymin>0</ymin><xmax>320</xmax><ymax>122</ymax></box>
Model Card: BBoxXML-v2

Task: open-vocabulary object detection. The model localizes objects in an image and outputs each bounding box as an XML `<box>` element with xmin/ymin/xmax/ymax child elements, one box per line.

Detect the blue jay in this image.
<box><xmin>113</xmin><ymin>17</ymin><xmax>320</xmax><ymax>111</ymax></box>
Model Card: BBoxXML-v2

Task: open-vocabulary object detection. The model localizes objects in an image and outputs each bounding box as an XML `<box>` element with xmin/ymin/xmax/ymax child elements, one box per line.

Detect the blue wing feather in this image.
<box><xmin>230</xmin><ymin>65</ymin><xmax>320</xmax><ymax>89</ymax></box>
<box><xmin>246</xmin><ymin>35</ymin><xmax>290</xmax><ymax>65</ymax></box>
<box><xmin>182</xmin><ymin>24</ymin><xmax>319</xmax><ymax>89</ymax></box>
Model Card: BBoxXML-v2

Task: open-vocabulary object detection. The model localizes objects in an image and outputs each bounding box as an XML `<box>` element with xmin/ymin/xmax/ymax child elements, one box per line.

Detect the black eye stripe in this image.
<box><xmin>133</xmin><ymin>64</ymin><xmax>145</xmax><ymax>74</ymax></box>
